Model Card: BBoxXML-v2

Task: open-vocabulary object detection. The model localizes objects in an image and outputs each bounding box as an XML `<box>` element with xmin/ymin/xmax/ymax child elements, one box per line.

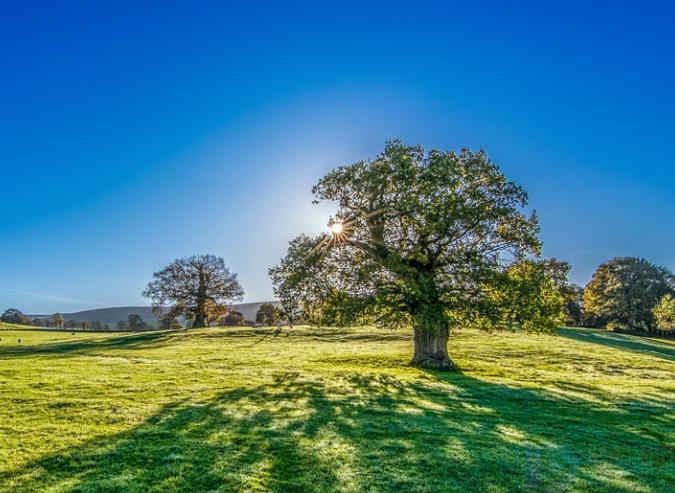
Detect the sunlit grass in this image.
<box><xmin>0</xmin><ymin>323</ymin><xmax>673</xmax><ymax>492</ymax></box>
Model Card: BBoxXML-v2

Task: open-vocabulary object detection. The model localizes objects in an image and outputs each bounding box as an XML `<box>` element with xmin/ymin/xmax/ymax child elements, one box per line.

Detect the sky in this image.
<box><xmin>1</xmin><ymin>1</ymin><xmax>674</xmax><ymax>314</ymax></box>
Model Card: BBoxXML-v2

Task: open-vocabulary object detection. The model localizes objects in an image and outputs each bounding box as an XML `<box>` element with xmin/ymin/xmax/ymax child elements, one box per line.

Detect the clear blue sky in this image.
<box><xmin>2</xmin><ymin>1</ymin><xmax>674</xmax><ymax>314</ymax></box>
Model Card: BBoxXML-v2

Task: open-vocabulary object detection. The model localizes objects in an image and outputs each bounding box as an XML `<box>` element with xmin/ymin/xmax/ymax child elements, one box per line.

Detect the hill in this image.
<box><xmin>50</xmin><ymin>302</ymin><xmax>277</xmax><ymax>327</ymax></box>
<box><xmin>0</xmin><ymin>325</ymin><xmax>672</xmax><ymax>492</ymax></box>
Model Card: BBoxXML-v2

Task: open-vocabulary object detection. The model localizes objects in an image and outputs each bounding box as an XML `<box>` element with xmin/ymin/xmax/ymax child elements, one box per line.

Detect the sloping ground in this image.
<box><xmin>0</xmin><ymin>325</ymin><xmax>672</xmax><ymax>492</ymax></box>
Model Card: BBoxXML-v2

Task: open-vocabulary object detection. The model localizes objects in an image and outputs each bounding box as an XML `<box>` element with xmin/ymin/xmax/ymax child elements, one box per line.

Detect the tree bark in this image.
<box><xmin>410</xmin><ymin>311</ymin><xmax>456</xmax><ymax>371</ymax></box>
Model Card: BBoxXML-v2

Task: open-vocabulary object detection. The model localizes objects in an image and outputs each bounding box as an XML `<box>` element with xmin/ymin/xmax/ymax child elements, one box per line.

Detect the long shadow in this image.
<box><xmin>558</xmin><ymin>327</ymin><xmax>675</xmax><ymax>361</ymax></box>
<box><xmin>0</xmin><ymin>330</ymin><xmax>179</xmax><ymax>359</ymax></box>
<box><xmin>2</xmin><ymin>371</ymin><xmax>671</xmax><ymax>492</ymax></box>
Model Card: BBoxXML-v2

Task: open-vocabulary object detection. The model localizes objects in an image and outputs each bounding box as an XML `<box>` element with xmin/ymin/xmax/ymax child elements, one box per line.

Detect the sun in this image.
<box><xmin>330</xmin><ymin>221</ymin><xmax>344</xmax><ymax>235</ymax></box>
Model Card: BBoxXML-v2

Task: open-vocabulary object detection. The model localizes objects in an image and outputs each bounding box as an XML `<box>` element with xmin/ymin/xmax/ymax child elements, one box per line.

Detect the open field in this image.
<box><xmin>0</xmin><ymin>324</ymin><xmax>673</xmax><ymax>492</ymax></box>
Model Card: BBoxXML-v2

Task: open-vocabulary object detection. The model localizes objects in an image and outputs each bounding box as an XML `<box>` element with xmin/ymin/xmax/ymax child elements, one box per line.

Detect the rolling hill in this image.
<box><xmin>53</xmin><ymin>302</ymin><xmax>276</xmax><ymax>327</ymax></box>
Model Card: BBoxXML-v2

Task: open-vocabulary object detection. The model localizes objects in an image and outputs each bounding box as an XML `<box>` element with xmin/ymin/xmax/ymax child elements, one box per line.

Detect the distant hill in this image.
<box><xmin>57</xmin><ymin>302</ymin><xmax>277</xmax><ymax>327</ymax></box>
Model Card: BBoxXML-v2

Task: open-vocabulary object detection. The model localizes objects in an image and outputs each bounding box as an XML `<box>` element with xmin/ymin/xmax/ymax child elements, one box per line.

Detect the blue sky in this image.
<box><xmin>1</xmin><ymin>1</ymin><xmax>674</xmax><ymax>313</ymax></box>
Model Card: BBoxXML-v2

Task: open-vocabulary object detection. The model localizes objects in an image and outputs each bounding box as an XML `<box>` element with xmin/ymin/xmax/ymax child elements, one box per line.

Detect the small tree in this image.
<box><xmin>144</xmin><ymin>254</ymin><xmax>244</xmax><ymax>328</ymax></box>
<box><xmin>127</xmin><ymin>314</ymin><xmax>147</xmax><ymax>331</ymax></box>
<box><xmin>51</xmin><ymin>313</ymin><xmax>65</xmax><ymax>329</ymax></box>
<box><xmin>255</xmin><ymin>303</ymin><xmax>278</xmax><ymax>326</ymax></box>
<box><xmin>653</xmin><ymin>294</ymin><xmax>675</xmax><ymax>332</ymax></box>
<box><xmin>117</xmin><ymin>320</ymin><xmax>129</xmax><ymax>331</ymax></box>
<box><xmin>222</xmin><ymin>311</ymin><xmax>245</xmax><ymax>326</ymax></box>
<box><xmin>469</xmin><ymin>258</ymin><xmax>568</xmax><ymax>332</ymax></box>
<box><xmin>269</xmin><ymin>235</ymin><xmax>327</xmax><ymax>328</ymax></box>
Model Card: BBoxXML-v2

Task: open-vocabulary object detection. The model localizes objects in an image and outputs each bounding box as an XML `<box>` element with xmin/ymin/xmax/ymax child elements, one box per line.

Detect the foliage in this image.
<box><xmin>462</xmin><ymin>258</ymin><xmax>569</xmax><ymax>332</ymax></box>
<box><xmin>255</xmin><ymin>303</ymin><xmax>279</xmax><ymax>326</ymax></box>
<box><xmin>583</xmin><ymin>257</ymin><xmax>674</xmax><ymax>331</ymax></box>
<box><xmin>0</xmin><ymin>326</ymin><xmax>672</xmax><ymax>492</ymax></box>
<box><xmin>653</xmin><ymin>294</ymin><xmax>675</xmax><ymax>332</ymax></box>
<box><xmin>143</xmin><ymin>254</ymin><xmax>244</xmax><ymax>328</ymax></box>
<box><xmin>1</xmin><ymin>308</ymin><xmax>31</xmax><ymax>325</ymax></box>
<box><xmin>269</xmin><ymin>235</ymin><xmax>326</xmax><ymax>327</ymax></box>
<box><xmin>222</xmin><ymin>311</ymin><xmax>245</xmax><ymax>326</ymax></box>
<box><xmin>158</xmin><ymin>314</ymin><xmax>182</xmax><ymax>330</ymax></box>
<box><xmin>127</xmin><ymin>314</ymin><xmax>148</xmax><ymax>331</ymax></box>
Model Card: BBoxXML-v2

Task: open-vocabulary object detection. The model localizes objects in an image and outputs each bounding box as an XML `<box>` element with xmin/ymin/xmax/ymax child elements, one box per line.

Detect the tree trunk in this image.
<box><xmin>193</xmin><ymin>310</ymin><xmax>206</xmax><ymax>328</ymax></box>
<box><xmin>410</xmin><ymin>312</ymin><xmax>456</xmax><ymax>371</ymax></box>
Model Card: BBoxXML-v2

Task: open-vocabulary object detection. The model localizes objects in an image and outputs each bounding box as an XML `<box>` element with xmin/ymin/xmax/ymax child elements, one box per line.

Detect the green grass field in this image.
<box><xmin>0</xmin><ymin>324</ymin><xmax>673</xmax><ymax>492</ymax></box>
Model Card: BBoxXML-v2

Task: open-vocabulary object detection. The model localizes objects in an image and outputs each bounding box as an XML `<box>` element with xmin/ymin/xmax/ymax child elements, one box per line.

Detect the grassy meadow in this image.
<box><xmin>0</xmin><ymin>324</ymin><xmax>673</xmax><ymax>492</ymax></box>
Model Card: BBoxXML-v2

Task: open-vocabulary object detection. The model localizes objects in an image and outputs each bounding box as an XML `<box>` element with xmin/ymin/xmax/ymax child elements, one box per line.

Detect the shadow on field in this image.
<box><xmin>0</xmin><ymin>331</ymin><xmax>178</xmax><ymax>358</ymax></box>
<box><xmin>0</xmin><ymin>328</ymin><xmax>410</xmax><ymax>360</ymax></box>
<box><xmin>558</xmin><ymin>327</ymin><xmax>675</xmax><ymax>362</ymax></box>
<box><xmin>2</xmin><ymin>372</ymin><xmax>670</xmax><ymax>492</ymax></box>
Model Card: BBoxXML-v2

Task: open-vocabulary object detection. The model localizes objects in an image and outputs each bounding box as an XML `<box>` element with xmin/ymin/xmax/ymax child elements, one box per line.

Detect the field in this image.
<box><xmin>0</xmin><ymin>324</ymin><xmax>673</xmax><ymax>492</ymax></box>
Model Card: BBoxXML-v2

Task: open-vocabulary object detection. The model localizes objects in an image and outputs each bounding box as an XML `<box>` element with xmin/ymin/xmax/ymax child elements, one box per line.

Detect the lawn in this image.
<box><xmin>0</xmin><ymin>324</ymin><xmax>673</xmax><ymax>492</ymax></box>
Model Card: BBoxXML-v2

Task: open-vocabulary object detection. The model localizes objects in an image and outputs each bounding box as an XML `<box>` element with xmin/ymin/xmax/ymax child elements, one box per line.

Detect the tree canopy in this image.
<box><xmin>583</xmin><ymin>257</ymin><xmax>674</xmax><ymax>330</ymax></box>
<box><xmin>143</xmin><ymin>254</ymin><xmax>244</xmax><ymax>328</ymax></box>
<box><xmin>1</xmin><ymin>308</ymin><xmax>31</xmax><ymax>325</ymax></box>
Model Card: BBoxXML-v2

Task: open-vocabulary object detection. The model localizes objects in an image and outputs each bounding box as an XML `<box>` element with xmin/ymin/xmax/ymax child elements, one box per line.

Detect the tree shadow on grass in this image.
<box><xmin>1</xmin><ymin>370</ymin><xmax>671</xmax><ymax>493</ymax></box>
<box><xmin>557</xmin><ymin>328</ymin><xmax>675</xmax><ymax>362</ymax></box>
<box><xmin>0</xmin><ymin>331</ymin><xmax>179</xmax><ymax>359</ymax></box>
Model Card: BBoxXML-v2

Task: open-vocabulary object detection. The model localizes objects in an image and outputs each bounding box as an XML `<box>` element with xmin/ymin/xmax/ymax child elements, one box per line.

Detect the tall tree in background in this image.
<box><xmin>583</xmin><ymin>257</ymin><xmax>674</xmax><ymax>330</ymax></box>
<box><xmin>288</xmin><ymin>141</ymin><xmax>540</xmax><ymax>369</ymax></box>
<box><xmin>144</xmin><ymin>255</ymin><xmax>244</xmax><ymax>328</ymax></box>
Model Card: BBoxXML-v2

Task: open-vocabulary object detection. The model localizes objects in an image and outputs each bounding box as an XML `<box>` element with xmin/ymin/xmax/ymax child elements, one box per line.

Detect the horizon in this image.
<box><xmin>2</xmin><ymin>2</ymin><xmax>674</xmax><ymax>314</ymax></box>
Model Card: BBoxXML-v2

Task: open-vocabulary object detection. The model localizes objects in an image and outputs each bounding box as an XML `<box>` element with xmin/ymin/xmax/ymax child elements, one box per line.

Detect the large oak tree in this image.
<box><xmin>282</xmin><ymin>141</ymin><xmax>541</xmax><ymax>369</ymax></box>
<box><xmin>143</xmin><ymin>255</ymin><xmax>244</xmax><ymax>328</ymax></box>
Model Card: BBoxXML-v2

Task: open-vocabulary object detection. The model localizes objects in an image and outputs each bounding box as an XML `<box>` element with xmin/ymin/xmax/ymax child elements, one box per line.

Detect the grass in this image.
<box><xmin>0</xmin><ymin>324</ymin><xmax>673</xmax><ymax>492</ymax></box>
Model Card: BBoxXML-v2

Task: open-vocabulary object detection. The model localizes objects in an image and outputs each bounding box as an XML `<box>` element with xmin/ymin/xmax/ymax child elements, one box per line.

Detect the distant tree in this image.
<box><xmin>117</xmin><ymin>320</ymin><xmax>128</xmax><ymax>331</ymax></box>
<box><xmin>143</xmin><ymin>254</ymin><xmax>244</xmax><ymax>328</ymax></box>
<box><xmin>1</xmin><ymin>308</ymin><xmax>31</xmax><ymax>325</ymax></box>
<box><xmin>103</xmin><ymin>323</ymin><xmax>111</xmax><ymax>331</ymax></box>
<box><xmin>222</xmin><ymin>311</ymin><xmax>245</xmax><ymax>326</ymax></box>
<box><xmin>51</xmin><ymin>313</ymin><xmax>64</xmax><ymax>329</ymax></box>
<box><xmin>269</xmin><ymin>236</ymin><xmax>320</xmax><ymax>327</ymax></box>
<box><xmin>127</xmin><ymin>314</ymin><xmax>147</xmax><ymax>331</ymax></box>
<box><xmin>284</xmin><ymin>141</ymin><xmax>540</xmax><ymax>369</ymax></box>
<box><xmin>31</xmin><ymin>318</ymin><xmax>43</xmax><ymax>327</ymax></box>
<box><xmin>158</xmin><ymin>314</ymin><xmax>182</xmax><ymax>330</ymax></box>
<box><xmin>65</xmin><ymin>319</ymin><xmax>78</xmax><ymax>329</ymax></box>
<box><xmin>91</xmin><ymin>320</ymin><xmax>103</xmax><ymax>331</ymax></box>
<box><xmin>583</xmin><ymin>257</ymin><xmax>674</xmax><ymax>330</ymax></box>
<box><xmin>653</xmin><ymin>294</ymin><xmax>675</xmax><ymax>332</ymax></box>
<box><xmin>255</xmin><ymin>303</ymin><xmax>278</xmax><ymax>326</ymax></box>
<box><xmin>80</xmin><ymin>321</ymin><xmax>90</xmax><ymax>331</ymax></box>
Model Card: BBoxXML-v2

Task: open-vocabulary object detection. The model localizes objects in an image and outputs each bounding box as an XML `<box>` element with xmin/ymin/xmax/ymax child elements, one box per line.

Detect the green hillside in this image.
<box><xmin>0</xmin><ymin>324</ymin><xmax>673</xmax><ymax>492</ymax></box>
